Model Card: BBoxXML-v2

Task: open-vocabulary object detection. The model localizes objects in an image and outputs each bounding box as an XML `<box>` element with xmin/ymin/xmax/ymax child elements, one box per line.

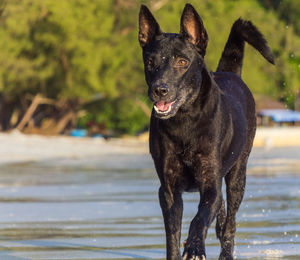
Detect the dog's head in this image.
<box><xmin>139</xmin><ymin>4</ymin><xmax>209</xmax><ymax>119</ymax></box>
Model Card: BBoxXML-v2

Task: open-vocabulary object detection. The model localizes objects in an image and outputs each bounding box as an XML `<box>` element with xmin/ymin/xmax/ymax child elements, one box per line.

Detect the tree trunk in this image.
<box><xmin>16</xmin><ymin>94</ymin><xmax>55</xmax><ymax>131</ymax></box>
<box><xmin>0</xmin><ymin>97</ymin><xmax>14</xmax><ymax>131</ymax></box>
<box><xmin>53</xmin><ymin>110</ymin><xmax>77</xmax><ymax>135</ymax></box>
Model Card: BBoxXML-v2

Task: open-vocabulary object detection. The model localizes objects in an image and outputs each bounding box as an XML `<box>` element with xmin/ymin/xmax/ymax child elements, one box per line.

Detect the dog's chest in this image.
<box><xmin>177</xmin><ymin>143</ymin><xmax>195</xmax><ymax>167</ymax></box>
<box><xmin>159</xmin><ymin>119</ymin><xmax>208</xmax><ymax>165</ymax></box>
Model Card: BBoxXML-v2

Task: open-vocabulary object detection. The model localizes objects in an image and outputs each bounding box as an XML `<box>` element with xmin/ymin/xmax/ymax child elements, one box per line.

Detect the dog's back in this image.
<box><xmin>214</xmin><ymin>19</ymin><xmax>274</xmax><ymax>173</ymax></box>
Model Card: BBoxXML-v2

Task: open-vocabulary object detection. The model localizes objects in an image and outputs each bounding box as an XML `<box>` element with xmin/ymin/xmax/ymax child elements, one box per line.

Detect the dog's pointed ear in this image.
<box><xmin>139</xmin><ymin>5</ymin><xmax>162</xmax><ymax>47</ymax></box>
<box><xmin>180</xmin><ymin>4</ymin><xmax>208</xmax><ymax>57</ymax></box>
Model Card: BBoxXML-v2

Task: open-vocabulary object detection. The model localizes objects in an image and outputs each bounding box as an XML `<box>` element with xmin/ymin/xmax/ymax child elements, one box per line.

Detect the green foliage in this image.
<box><xmin>79</xmin><ymin>97</ymin><xmax>149</xmax><ymax>135</ymax></box>
<box><xmin>0</xmin><ymin>0</ymin><xmax>299</xmax><ymax>134</ymax></box>
<box><xmin>102</xmin><ymin>98</ymin><xmax>149</xmax><ymax>135</ymax></box>
<box><xmin>259</xmin><ymin>0</ymin><xmax>300</xmax><ymax>35</ymax></box>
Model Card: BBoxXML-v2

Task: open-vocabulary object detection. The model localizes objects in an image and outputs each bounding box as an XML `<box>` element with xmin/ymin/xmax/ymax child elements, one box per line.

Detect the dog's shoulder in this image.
<box><xmin>212</xmin><ymin>72</ymin><xmax>253</xmax><ymax>101</ymax></box>
<box><xmin>211</xmin><ymin>71</ymin><xmax>255</xmax><ymax>123</ymax></box>
<box><xmin>211</xmin><ymin>71</ymin><xmax>244</xmax><ymax>87</ymax></box>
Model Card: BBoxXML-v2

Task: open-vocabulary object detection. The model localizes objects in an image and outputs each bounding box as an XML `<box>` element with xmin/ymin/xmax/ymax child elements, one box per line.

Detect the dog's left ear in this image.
<box><xmin>180</xmin><ymin>4</ymin><xmax>208</xmax><ymax>57</ymax></box>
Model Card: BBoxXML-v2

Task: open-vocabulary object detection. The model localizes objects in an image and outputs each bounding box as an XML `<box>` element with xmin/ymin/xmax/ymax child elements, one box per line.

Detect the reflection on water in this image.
<box><xmin>0</xmin><ymin>148</ymin><xmax>299</xmax><ymax>259</ymax></box>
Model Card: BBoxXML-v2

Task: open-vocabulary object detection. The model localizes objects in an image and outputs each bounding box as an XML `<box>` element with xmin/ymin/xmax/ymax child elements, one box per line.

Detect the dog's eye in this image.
<box><xmin>176</xmin><ymin>58</ymin><xmax>188</xmax><ymax>67</ymax></box>
<box><xmin>147</xmin><ymin>59</ymin><xmax>153</xmax><ymax>66</ymax></box>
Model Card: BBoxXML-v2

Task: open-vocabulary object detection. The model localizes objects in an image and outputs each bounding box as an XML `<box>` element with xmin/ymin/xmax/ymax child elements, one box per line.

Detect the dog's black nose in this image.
<box><xmin>153</xmin><ymin>85</ymin><xmax>169</xmax><ymax>97</ymax></box>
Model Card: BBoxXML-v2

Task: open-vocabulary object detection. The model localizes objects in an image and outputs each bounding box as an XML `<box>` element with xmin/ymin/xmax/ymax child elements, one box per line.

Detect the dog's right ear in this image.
<box><xmin>180</xmin><ymin>4</ymin><xmax>208</xmax><ymax>57</ymax></box>
<box><xmin>139</xmin><ymin>5</ymin><xmax>162</xmax><ymax>47</ymax></box>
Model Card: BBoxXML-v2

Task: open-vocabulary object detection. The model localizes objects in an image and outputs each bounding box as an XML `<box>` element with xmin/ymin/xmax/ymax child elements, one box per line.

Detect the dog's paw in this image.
<box><xmin>182</xmin><ymin>238</ymin><xmax>206</xmax><ymax>260</ymax></box>
<box><xmin>182</xmin><ymin>245</ymin><xmax>206</xmax><ymax>260</ymax></box>
<box><xmin>182</xmin><ymin>252</ymin><xmax>206</xmax><ymax>260</ymax></box>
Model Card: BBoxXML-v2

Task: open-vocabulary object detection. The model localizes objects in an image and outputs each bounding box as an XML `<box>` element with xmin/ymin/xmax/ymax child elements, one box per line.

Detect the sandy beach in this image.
<box><xmin>0</xmin><ymin>127</ymin><xmax>299</xmax><ymax>177</ymax></box>
<box><xmin>0</xmin><ymin>127</ymin><xmax>300</xmax><ymax>166</ymax></box>
<box><xmin>0</xmin><ymin>130</ymin><xmax>148</xmax><ymax>165</ymax></box>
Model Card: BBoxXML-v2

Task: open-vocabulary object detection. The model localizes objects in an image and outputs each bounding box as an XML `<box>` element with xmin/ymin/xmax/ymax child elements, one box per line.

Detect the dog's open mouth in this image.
<box><xmin>154</xmin><ymin>100</ymin><xmax>175</xmax><ymax>113</ymax></box>
<box><xmin>153</xmin><ymin>100</ymin><xmax>180</xmax><ymax>118</ymax></box>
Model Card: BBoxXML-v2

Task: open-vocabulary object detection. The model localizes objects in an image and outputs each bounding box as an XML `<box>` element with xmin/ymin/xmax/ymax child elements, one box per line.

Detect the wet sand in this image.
<box><xmin>0</xmin><ymin>130</ymin><xmax>299</xmax><ymax>259</ymax></box>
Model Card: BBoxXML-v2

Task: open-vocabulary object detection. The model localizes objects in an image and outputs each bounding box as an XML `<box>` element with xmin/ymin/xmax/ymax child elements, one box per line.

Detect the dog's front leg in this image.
<box><xmin>159</xmin><ymin>185</ymin><xmax>183</xmax><ymax>260</ymax></box>
<box><xmin>183</xmin><ymin>166</ymin><xmax>223</xmax><ymax>260</ymax></box>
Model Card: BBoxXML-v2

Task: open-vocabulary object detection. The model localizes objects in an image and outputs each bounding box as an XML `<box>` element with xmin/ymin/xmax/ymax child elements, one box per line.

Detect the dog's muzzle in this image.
<box><xmin>150</xmin><ymin>84</ymin><xmax>182</xmax><ymax>119</ymax></box>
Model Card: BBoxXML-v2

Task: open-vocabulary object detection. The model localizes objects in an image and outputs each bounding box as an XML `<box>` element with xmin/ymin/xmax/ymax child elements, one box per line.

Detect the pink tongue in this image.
<box><xmin>156</xmin><ymin>101</ymin><xmax>171</xmax><ymax>111</ymax></box>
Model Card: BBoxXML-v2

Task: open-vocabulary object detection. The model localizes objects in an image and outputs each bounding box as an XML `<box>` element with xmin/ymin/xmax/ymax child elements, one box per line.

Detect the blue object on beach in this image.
<box><xmin>92</xmin><ymin>134</ymin><xmax>103</xmax><ymax>138</ymax></box>
<box><xmin>258</xmin><ymin>109</ymin><xmax>300</xmax><ymax>123</ymax></box>
<box><xmin>70</xmin><ymin>129</ymin><xmax>87</xmax><ymax>137</ymax></box>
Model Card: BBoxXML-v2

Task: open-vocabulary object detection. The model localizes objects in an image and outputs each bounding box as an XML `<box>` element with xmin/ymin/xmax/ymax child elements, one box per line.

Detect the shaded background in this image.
<box><xmin>0</xmin><ymin>0</ymin><xmax>299</xmax><ymax>135</ymax></box>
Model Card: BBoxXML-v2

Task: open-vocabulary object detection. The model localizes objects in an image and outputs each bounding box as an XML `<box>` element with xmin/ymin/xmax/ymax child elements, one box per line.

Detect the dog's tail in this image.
<box><xmin>216</xmin><ymin>18</ymin><xmax>274</xmax><ymax>77</ymax></box>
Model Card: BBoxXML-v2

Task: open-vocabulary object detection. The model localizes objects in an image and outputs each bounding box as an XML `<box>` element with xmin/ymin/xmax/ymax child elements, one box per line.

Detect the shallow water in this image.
<box><xmin>0</xmin><ymin>148</ymin><xmax>299</xmax><ymax>259</ymax></box>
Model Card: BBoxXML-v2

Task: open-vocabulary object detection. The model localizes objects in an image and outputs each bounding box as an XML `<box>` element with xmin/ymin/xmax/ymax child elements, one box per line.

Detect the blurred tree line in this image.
<box><xmin>0</xmin><ymin>0</ymin><xmax>299</xmax><ymax>135</ymax></box>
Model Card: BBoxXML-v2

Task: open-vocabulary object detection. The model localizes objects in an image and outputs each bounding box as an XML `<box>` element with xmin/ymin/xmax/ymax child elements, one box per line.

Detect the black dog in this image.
<box><xmin>138</xmin><ymin>4</ymin><xmax>274</xmax><ymax>260</ymax></box>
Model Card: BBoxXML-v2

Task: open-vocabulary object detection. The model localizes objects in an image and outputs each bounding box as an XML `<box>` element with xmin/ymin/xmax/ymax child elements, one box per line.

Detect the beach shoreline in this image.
<box><xmin>0</xmin><ymin>127</ymin><xmax>299</xmax><ymax>166</ymax></box>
